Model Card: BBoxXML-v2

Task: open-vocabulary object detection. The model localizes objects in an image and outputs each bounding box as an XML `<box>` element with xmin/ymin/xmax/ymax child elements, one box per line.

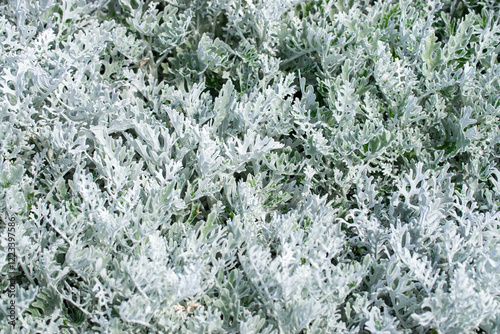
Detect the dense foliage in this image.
<box><xmin>1</xmin><ymin>0</ymin><xmax>500</xmax><ymax>332</ymax></box>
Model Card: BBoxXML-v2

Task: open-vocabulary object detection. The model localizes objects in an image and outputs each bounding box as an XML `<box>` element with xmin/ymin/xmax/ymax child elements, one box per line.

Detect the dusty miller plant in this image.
<box><xmin>0</xmin><ymin>0</ymin><xmax>499</xmax><ymax>333</ymax></box>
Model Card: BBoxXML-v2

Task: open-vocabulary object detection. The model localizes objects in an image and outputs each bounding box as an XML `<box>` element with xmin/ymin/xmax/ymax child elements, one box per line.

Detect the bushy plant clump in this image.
<box><xmin>1</xmin><ymin>0</ymin><xmax>499</xmax><ymax>332</ymax></box>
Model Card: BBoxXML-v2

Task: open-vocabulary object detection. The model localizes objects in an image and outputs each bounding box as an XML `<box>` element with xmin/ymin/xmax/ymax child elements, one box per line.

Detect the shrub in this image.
<box><xmin>1</xmin><ymin>0</ymin><xmax>499</xmax><ymax>332</ymax></box>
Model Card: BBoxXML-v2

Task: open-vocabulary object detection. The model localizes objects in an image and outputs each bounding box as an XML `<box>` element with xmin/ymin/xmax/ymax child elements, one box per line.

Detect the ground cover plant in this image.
<box><xmin>1</xmin><ymin>0</ymin><xmax>500</xmax><ymax>332</ymax></box>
